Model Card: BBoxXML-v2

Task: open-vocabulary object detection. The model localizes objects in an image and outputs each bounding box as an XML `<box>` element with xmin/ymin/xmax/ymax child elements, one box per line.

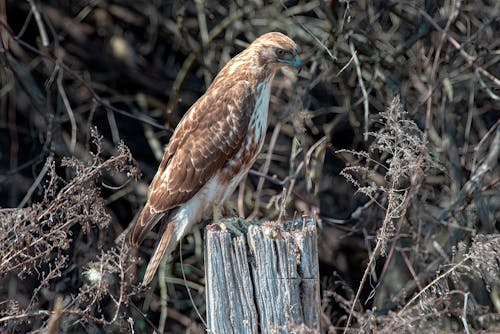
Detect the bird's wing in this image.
<box><xmin>128</xmin><ymin>80</ymin><xmax>255</xmax><ymax>245</ymax></box>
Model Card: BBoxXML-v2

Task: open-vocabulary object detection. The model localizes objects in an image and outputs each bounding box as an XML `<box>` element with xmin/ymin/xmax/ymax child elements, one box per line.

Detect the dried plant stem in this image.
<box><xmin>0</xmin><ymin>21</ymin><xmax>170</xmax><ymax>131</ymax></box>
<box><xmin>437</xmin><ymin>125</ymin><xmax>499</xmax><ymax>221</ymax></box>
<box><xmin>195</xmin><ymin>0</ymin><xmax>211</xmax><ymax>87</ymax></box>
<box><xmin>398</xmin><ymin>256</ymin><xmax>470</xmax><ymax>315</ymax></box>
<box><xmin>36</xmin><ymin>153</ymin><xmax>128</xmax><ymax>222</ymax></box>
<box><xmin>343</xmin><ymin>181</ymin><xmax>397</xmax><ymax>334</ymax></box>
<box><xmin>56</xmin><ymin>67</ymin><xmax>76</xmax><ymax>152</ymax></box>
<box><xmin>461</xmin><ymin>292</ymin><xmax>471</xmax><ymax>334</ymax></box>
<box><xmin>419</xmin><ymin>9</ymin><xmax>500</xmax><ymax>87</ymax></box>
<box><xmin>166</xmin><ymin>4</ymin><xmax>255</xmax><ymax>115</ymax></box>
<box><xmin>17</xmin><ymin>155</ymin><xmax>53</xmax><ymax>208</ymax></box>
<box><xmin>27</xmin><ymin>0</ymin><xmax>48</xmax><ymax>46</ymax></box>
<box><xmin>44</xmin><ymin>296</ymin><xmax>62</xmax><ymax>334</ymax></box>
<box><xmin>248</xmin><ymin>122</ymin><xmax>282</xmax><ymax>220</ymax></box>
<box><xmin>350</xmin><ymin>43</ymin><xmax>369</xmax><ymax>141</ymax></box>
<box><xmin>180</xmin><ymin>239</ymin><xmax>207</xmax><ymax>328</ymax></box>
<box><xmin>1</xmin><ymin>217</ymin><xmax>74</xmax><ymax>274</ymax></box>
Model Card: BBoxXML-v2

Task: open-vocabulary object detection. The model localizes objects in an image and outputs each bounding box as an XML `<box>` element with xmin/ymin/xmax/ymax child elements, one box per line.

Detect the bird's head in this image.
<box><xmin>251</xmin><ymin>32</ymin><xmax>302</xmax><ymax>73</ymax></box>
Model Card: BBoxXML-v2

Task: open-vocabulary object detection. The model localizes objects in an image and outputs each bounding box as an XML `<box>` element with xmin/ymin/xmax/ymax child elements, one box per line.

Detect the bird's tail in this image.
<box><xmin>142</xmin><ymin>222</ymin><xmax>176</xmax><ymax>285</ymax></box>
<box><xmin>127</xmin><ymin>203</ymin><xmax>163</xmax><ymax>247</ymax></box>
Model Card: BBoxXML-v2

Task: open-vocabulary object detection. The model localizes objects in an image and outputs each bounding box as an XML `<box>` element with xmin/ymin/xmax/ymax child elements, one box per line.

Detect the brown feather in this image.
<box><xmin>142</xmin><ymin>222</ymin><xmax>175</xmax><ymax>285</ymax></box>
<box><xmin>128</xmin><ymin>81</ymin><xmax>255</xmax><ymax>246</ymax></box>
<box><xmin>126</xmin><ymin>82</ymin><xmax>255</xmax><ymax>273</ymax></box>
<box><xmin>127</xmin><ymin>203</ymin><xmax>164</xmax><ymax>246</ymax></box>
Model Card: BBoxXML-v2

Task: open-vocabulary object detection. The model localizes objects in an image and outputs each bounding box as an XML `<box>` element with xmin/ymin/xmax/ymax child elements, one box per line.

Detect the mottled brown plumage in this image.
<box><xmin>127</xmin><ymin>32</ymin><xmax>301</xmax><ymax>285</ymax></box>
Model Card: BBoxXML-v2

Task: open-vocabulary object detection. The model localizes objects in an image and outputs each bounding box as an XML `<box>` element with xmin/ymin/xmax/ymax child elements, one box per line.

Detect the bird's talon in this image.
<box><xmin>220</xmin><ymin>217</ymin><xmax>248</xmax><ymax>237</ymax></box>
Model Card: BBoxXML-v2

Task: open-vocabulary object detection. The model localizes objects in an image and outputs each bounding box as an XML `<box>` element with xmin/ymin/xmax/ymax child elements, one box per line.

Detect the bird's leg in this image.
<box><xmin>212</xmin><ymin>205</ymin><xmax>224</xmax><ymax>222</ymax></box>
<box><xmin>221</xmin><ymin>217</ymin><xmax>247</xmax><ymax>237</ymax></box>
<box><xmin>220</xmin><ymin>202</ymin><xmax>238</xmax><ymax>217</ymax></box>
<box><xmin>212</xmin><ymin>203</ymin><xmax>238</xmax><ymax>221</ymax></box>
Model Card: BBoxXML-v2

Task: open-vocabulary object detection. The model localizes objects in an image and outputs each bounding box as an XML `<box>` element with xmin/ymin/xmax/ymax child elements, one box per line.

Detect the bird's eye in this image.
<box><xmin>275</xmin><ymin>48</ymin><xmax>286</xmax><ymax>57</ymax></box>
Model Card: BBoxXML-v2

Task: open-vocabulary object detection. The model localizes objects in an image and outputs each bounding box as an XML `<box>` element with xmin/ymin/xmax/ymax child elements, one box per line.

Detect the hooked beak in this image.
<box><xmin>291</xmin><ymin>53</ymin><xmax>302</xmax><ymax>72</ymax></box>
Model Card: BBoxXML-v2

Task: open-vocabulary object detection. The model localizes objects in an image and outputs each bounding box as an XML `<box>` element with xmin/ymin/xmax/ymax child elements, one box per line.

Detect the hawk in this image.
<box><xmin>128</xmin><ymin>32</ymin><xmax>301</xmax><ymax>285</ymax></box>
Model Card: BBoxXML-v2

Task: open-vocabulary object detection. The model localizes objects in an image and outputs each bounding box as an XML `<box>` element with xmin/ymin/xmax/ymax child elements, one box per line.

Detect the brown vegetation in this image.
<box><xmin>1</xmin><ymin>0</ymin><xmax>498</xmax><ymax>333</ymax></box>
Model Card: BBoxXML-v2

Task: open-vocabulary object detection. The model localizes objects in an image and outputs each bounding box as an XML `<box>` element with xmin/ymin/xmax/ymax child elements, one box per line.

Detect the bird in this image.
<box><xmin>127</xmin><ymin>32</ymin><xmax>302</xmax><ymax>285</ymax></box>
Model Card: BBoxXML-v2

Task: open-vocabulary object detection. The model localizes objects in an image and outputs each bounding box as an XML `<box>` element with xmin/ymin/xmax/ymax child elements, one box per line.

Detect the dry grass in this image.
<box><xmin>1</xmin><ymin>0</ymin><xmax>499</xmax><ymax>333</ymax></box>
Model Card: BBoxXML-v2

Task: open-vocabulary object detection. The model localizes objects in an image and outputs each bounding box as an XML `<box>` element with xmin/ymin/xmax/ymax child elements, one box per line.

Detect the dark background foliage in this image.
<box><xmin>0</xmin><ymin>0</ymin><xmax>498</xmax><ymax>333</ymax></box>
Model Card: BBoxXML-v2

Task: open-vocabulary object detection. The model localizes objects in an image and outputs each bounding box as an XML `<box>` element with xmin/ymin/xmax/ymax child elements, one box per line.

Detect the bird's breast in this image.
<box><xmin>227</xmin><ymin>79</ymin><xmax>271</xmax><ymax>169</ymax></box>
<box><xmin>214</xmin><ymin>79</ymin><xmax>272</xmax><ymax>202</ymax></box>
<box><xmin>248</xmin><ymin>78</ymin><xmax>272</xmax><ymax>152</ymax></box>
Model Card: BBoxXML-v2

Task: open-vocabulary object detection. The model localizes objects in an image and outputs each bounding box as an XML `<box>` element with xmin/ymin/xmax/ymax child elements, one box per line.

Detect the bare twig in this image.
<box><xmin>461</xmin><ymin>292</ymin><xmax>471</xmax><ymax>334</ymax></box>
<box><xmin>437</xmin><ymin>125</ymin><xmax>499</xmax><ymax>221</ymax></box>
<box><xmin>0</xmin><ymin>21</ymin><xmax>171</xmax><ymax>131</ymax></box>
<box><xmin>179</xmin><ymin>239</ymin><xmax>207</xmax><ymax>328</ymax></box>
<box><xmin>419</xmin><ymin>9</ymin><xmax>500</xmax><ymax>88</ymax></box>
<box><xmin>350</xmin><ymin>43</ymin><xmax>369</xmax><ymax>141</ymax></box>
<box><xmin>27</xmin><ymin>0</ymin><xmax>49</xmax><ymax>46</ymax></box>
<box><xmin>17</xmin><ymin>155</ymin><xmax>53</xmax><ymax>208</ymax></box>
<box><xmin>56</xmin><ymin>66</ymin><xmax>77</xmax><ymax>152</ymax></box>
<box><xmin>342</xmin><ymin>184</ymin><xmax>396</xmax><ymax>333</ymax></box>
<box><xmin>248</xmin><ymin>122</ymin><xmax>282</xmax><ymax>220</ymax></box>
<box><xmin>165</xmin><ymin>4</ymin><xmax>255</xmax><ymax>115</ymax></box>
<box><xmin>398</xmin><ymin>256</ymin><xmax>470</xmax><ymax>315</ymax></box>
<box><xmin>44</xmin><ymin>296</ymin><xmax>62</xmax><ymax>334</ymax></box>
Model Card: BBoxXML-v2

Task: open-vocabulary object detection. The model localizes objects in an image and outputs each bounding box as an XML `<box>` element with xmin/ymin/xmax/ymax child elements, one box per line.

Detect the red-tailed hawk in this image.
<box><xmin>128</xmin><ymin>32</ymin><xmax>301</xmax><ymax>285</ymax></box>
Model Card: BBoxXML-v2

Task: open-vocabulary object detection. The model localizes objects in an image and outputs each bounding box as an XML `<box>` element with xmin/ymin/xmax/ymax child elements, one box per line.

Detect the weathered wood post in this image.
<box><xmin>205</xmin><ymin>218</ymin><xmax>320</xmax><ymax>333</ymax></box>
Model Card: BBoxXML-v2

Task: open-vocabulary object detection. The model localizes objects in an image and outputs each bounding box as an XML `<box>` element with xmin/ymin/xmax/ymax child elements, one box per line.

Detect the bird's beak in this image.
<box><xmin>292</xmin><ymin>54</ymin><xmax>302</xmax><ymax>72</ymax></box>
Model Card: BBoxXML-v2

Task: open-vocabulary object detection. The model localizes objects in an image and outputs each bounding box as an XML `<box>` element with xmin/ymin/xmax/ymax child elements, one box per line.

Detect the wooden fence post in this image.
<box><xmin>205</xmin><ymin>218</ymin><xmax>320</xmax><ymax>333</ymax></box>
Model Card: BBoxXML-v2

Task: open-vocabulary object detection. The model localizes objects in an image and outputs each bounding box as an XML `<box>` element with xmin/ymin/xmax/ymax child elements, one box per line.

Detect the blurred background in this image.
<box><xmin>1</xmin><ymin>0</ymin><xmax>499</xmax><ymax>333</ymax></box>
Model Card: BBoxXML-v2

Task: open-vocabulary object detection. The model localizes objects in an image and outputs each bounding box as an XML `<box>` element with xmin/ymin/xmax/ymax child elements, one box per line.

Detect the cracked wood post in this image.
<box><xmin>205</xmin><ymin>218</ymin><xmax>320</xmax><ymax>334</ymax></box>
